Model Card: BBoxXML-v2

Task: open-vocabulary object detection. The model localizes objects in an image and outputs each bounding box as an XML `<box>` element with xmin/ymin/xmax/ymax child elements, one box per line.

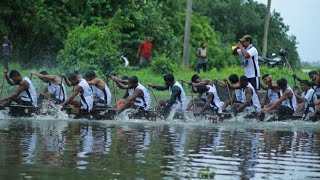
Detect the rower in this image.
<box><xmin>260</xmin><ymin>74</ymin><xmax>280</xmax><ymax>108</ymax></box>
<box><xmin>85</xmin><ymin>70</ymin><xmax>111</xmax><ymax>107</ymax></box>
<box><xmin>112</xmin><ymin>76</ymin><xmax>151</xmax><ymax>113</ymax></box>
<box><xmin>262</xmin><ymin>78</ymin><xmax>297</xmax><ymax>120</ymax></box>
<box><xmin>0</xmin><ymin>70</ymin><xmax>37</xmax><ymax>107</ymax></box>
<box><xmin>61</xmin><ymin>73</ymin><xmax>94</xmax><ymax>115</ymax></box>
<box><xmin>192</xmin><ymin>84</ymin><xmax>222</xmax><ymax>115</ymax></box>
<box><xmin>31</xmin><ymin>71</ymin><xmax>67</xmax><ymax>106</ymax></box>
<box><xmin>232</xmin><ymin>76</ymin><xmax>261</xmax><ymax>115</ymax></box>
<box><xmin>311</xmin><ymin>73</ymin><xmax>320</xmax><ymax>120</ymax></box>
<box><xmin>148</xmin><ymin>74</ymin><xmax>187</xmax><ymax>117</ymax></box>
<box><xmin>295</xmin><ymin>80</ymin><xmax>315</xmax><ymax>114</ymax></box>
<box><xmin>187</xmin><ymin>74</ymin><xmax>221</xmax><ymax>112</ymax></box>
<box><xmin>219</xmin><ymin>74</ymin><xmax>243</xmax><ymax>111</ymax></box>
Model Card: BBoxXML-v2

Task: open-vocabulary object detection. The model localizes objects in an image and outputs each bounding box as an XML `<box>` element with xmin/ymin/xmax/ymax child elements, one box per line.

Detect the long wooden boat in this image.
<box><xmin>0</xmin><ymin>104</ymin><xmax>318</xmax><ymax>122</ymax></box>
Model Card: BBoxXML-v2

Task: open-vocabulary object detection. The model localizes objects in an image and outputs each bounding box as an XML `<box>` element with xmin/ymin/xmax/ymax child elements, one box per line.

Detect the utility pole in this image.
<box><xmin>182</xmin><ymin>0</ymin><xmax>192</xmax><ymax>69</ymax></box>
<box><xmin>262</xmin><ymin>0</ymin><xmax>271</xmax><ymax>57</ymax></box>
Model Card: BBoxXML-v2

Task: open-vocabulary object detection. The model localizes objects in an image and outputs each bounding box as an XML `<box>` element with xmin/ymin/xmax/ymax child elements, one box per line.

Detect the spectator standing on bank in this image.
<box><xmin>232</xmin><ymin>35</ymin><xmax>260</xmax><ymax>91</ymax></box>
<box><xmin>196</xmin><ymin>42</ymin><xmax>208</xmax><ymax>73</ymax></box>
<box><xmin>136</xmin><ymin>37</ymin><xmax>152</xmax><ymax>69</ymax></box>
<box><xmin>2</xmin><ymin>33</ymin><xmax>13</xmax><ymax>71</ymax></box>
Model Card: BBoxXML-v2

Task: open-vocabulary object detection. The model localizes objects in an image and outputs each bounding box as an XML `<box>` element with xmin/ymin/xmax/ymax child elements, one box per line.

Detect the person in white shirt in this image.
<box><xmin>260</xmin><ymin>74</ymin><xmax>280</xmax><ymax>108</ymax></box>
<box><xmin>0</xmin><ymin>70</ymin><xmax>37</xmax><ymax>107</ymax></box>
<box><xmin>232</xmin><ymin>35</ymin><xmax>260</xmax><ymax>91</ymax></box>
<box><xmin>262</xmin><ymin>78</ymin><xmax>297</xmax><ymax>120</ymax></box>
<box><xmin>61</xmin><ymin>73</ymin><xmax>94</xmax><ymax>114</ymax></box>
<box><xmin>232</xmin><ymin>76</ymin><xmax>261</xmax><ymax>115</ymax></box>
<box><xmin>295</xmin><ymin>80</ymin><xmax>315</xmax><ymax>113</ymax></box>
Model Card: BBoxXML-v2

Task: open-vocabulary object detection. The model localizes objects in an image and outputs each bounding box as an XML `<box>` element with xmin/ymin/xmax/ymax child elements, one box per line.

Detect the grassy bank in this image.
<box><xmin>0</xmin><ymin>63</ymin><xmax>315</xmax><ymax>106</ymax></box>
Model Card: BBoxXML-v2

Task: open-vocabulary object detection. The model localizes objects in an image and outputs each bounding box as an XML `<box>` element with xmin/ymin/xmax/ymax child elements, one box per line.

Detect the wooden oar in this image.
<box><xmin>113</xmin><ymin>80</ymin><xmax>117</xmax><ymax>105</ymax></box>
<box><xmin>0</xmin><ymin>76</ymin><xmax>5</xmax><ymax>98</ymax></box>
<box><xmin>225</xmin><ymin>81</ymin><xmax>233</xmax><ymax>109</ymax></box>
<box><xmin>190</xmin><ymin>84</ymin><xmax>196</xmax><ymax>114</ymax></box>
<box><xmin>148</xmin><ymin>85</ymin><xmax>160</xmax><ymax>108</ymax></box>
<box><xmin>180</xmin><ymin>79</ymin><xmax>196</xmax><ymax>113</ymax></box>
<box><xmin>58</xmin><ymin>76</ymin><xmax>64</xmax><ymax>102</ymax></box>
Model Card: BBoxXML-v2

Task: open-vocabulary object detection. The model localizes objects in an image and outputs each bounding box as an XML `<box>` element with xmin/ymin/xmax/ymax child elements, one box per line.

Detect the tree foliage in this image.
<box><xmin>0</xmin><ymin>0</ymin><xmax>300</xmax><ymax>72</ymax></box>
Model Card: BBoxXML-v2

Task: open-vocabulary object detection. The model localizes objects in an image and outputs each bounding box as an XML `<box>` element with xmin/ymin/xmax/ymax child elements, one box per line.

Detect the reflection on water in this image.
<box><xmin>0</xmin><ymin>118</ymin><xmax>320</xmax><ymax>179</ymax></box>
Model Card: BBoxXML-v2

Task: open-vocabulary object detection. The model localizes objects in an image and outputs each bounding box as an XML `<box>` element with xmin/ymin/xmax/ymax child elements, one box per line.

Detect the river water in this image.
<box><xmin>0</xmin><ymin>115</ymin><xmax>320</xmax><ymax>180</ymax></box>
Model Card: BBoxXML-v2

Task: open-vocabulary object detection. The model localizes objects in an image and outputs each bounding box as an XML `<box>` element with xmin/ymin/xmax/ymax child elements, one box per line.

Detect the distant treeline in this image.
<box><xmin>0</xmin><ymin>0</ymin><xmax>300</xmax><ymax>73</ymax></box>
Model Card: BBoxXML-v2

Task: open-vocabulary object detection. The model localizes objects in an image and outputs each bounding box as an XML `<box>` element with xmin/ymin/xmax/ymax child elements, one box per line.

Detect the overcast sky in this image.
<box><xmin>256</xmin><ymin>0</ymin><xmax>320</xmax><ymax>62</ymax></box>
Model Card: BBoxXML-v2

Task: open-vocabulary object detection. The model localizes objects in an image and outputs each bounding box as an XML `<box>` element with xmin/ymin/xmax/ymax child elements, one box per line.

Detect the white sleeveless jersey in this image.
<box><xmin>128</xmin><ymin>88</ymin><xmax>135</xmax><ymax>96</ymax></box>
<box><xmin>21</xmin><ymin>77</ymin><xmax>38</xmax><ymax>107</ymax></box>
<box><xmin>92</xmin><ymin>84</ymin><xmax>112</xmax><ymax>106</ymax></box>
<box><xmin>235</xmin><ymin>89</ymin><xmax>243</xmax><ymax>102</ymax></box>
<box><xmin>48</xmin><ymin>82</ymin><xmax>67</xmax><ymax>101</ymax></box>
<box><xmin>267</xmin><ymin>88</ymin><xmax>279</xmax><ymax>104</ymax></box>
<box><xmin>205</xmin><ymin>85</ymin><xmax>222</xmax><ymax>113</ymax></box>
<box><xmin>241</xmin><ymin>82</ymin><xmax>261</xmax><ymax>112</ymax></box>
<box><xmin>169</xmin><ymin>81</ymin><xmax>187</xmax><ymax>111</ymax></box>
<box><xmin>280</xmin><ymin>85</ymin><xmax>297</xmax><ymax>111</ymax></box>
<box><xmin>78</xmin><ymin>79</ymin><xmax>94</xmax><ymax>111</ymax></box>
<box><xmin>133</xmin><ymin>83</ymin><xmax>151</xmax><ymax>111</ymax></box>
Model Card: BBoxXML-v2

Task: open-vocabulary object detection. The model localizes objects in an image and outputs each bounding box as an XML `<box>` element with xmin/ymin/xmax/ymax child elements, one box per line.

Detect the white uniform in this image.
<box><xmin>237</xmin><ymin>44</ymin><xmax>260</xmax><ymax>78</ymax></box>
<box><xmin>48</xmin><ymin>82</ymin><xmax>67</xmax><ymax>102</ymax></box>
<box><xmin>204</xmin><ymin>85</ymin><xmax>222</xmax><ymax>113</ymax></box>
<box><xmin>92</xmin><ymin>85</ymin><xmax>112</xmax><ymax>106</ymax></box>
<box><xmin>241</xmin><ymin>82</ymin><xmax>261</xmax><ymax>112</ymax></box>
<box><xmin>301</xmin><ymin>88</ymin><xmax>315</xmax><ymax>110</ymax></box>
<box><xmin>21</xmin><ymin>77</ymin><xmax>37</xmax><ymax>107</ymax></box>
<box><xmin>169</xmin><ymin>81</ymin><xmax>187</xmax><ymax>111</ymax></box>
<box><xmin>235</xmin><ymin>89</ymin><xmax>243</xmax><ymax>102</ymax></box>
<box><xmin>280</xmin><ymin>85</ymin><xmax>297</xmax><ymax>111</ymax></box>
<box><xmin>267</xmin><ymin>88</ymin><xmax>279</xmax><ymax>105</ymax></box>
<box><xmin>78</xmin><ymin>79</ymin><xmax>94</xmax><ymax>112</ymax></box>
<box><xmin>129</xmin><ymin>83</ymin><xmax>151</xmax><ymax>111</ymax></box>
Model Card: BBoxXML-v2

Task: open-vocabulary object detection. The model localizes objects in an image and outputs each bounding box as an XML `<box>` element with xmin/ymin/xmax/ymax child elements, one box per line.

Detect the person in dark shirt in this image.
<box><xmin>2</xmin><ymin>34</ymin><xmax>13</xmax><ymax>70</ymax></box>
<box><xmin>148</xmin><ymin>74</ymin><xmax>187</xmax><ymax>117</ymax></box>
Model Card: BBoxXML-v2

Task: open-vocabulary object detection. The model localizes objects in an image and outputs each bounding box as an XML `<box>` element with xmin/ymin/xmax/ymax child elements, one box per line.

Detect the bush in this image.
<box><xmin>151</xmin><ymin>55</ymin><xmax>178</xmax><ymax>75</ymax></box>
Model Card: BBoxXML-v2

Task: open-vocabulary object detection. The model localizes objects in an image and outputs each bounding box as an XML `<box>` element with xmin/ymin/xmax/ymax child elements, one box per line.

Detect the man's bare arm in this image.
<box><xmin>266</xmin><ymin>90</ymin><xmax>292</xmax><ymax>111</ymax></box>
<box><xmin>4</xmin><ymin>71</ymin><xmax>15</xmax><ymax>86</ymax></box>
<box><xmin>238</xmin><ymin>88</ymin><xmax>253</xmax><ymax>111</ymax></box>
<box><xmin>119</xmin><ymin>89</ymin><xmax>143</xmax><ymax>112</ymax></box>
<box><xmin>61</xmin><ymin>86</ymin><xmax>82</xmax><ymax>106</ymax></box>
<box><xmin>0</xmin><ymin>81</ymin><xmax>28</xmax><ymax>102</ymax></box>
<box><xmin>199</xmin><ymin>93</ymin><xmax>213</xmax><ymax>113</ymax></box>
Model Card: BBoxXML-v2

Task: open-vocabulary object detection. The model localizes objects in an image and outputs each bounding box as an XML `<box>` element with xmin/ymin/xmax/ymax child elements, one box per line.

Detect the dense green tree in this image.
<box><xmin>0</xmin><ymin>0</ymin><xmax>300</xmax><ymax>71</ymax></box>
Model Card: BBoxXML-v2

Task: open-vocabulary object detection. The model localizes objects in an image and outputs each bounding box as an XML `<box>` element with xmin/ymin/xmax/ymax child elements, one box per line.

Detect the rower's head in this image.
<box><xmin>9</xmin><ymin>70</ymin><xmax>22</xmax><ymax>84</ymax></box>
<box><xmin>277</xmin><ymin>78</ymin><xmax>288</xmax><ymax>91</ymax></box>
<box><xmin>262</xmin><ymin>73</ymin><xmax>272</xmax><ymax>85</ymax></box>
<box><xmin>128</xmin><ymin>76</ymin><xmax>139</xmax><ymax>88</ymax></box>
<box><xmin>193</xmin><ymin>84</ymin><xmax>208</xmax><ymax>94</ymax></box>
<box><xmin>309</xmin><ymin>70</ymin><xmax>318</xmax><ymax>83</ymax></box>
<box><xmin>228</xmin><ymin>74</ymin><xmax>239</xmax><ymax>84</ymax></box>
<box><xmin>164</xmin><ymin>74</ymin><xmax>175</xmax><ymax>86</ymax></box>
<box><xmin>39</xmin><ymin>71</ymin><xmax>50</xmax><ymax>83</ymax></box>
<box><xmin>85</xmin><ymin>70</ymin><xmax>96</xmax><ymax>81</ymax></box>
<box><xmin>300</xmin><ymin>80</ymin><xmax>311</xmax><ymax>91</ymax></box>
<box><xmin>239</xmin><ymin>76</ymin><xmax>248</xmax><ymax>88</ymax></box>
<box><xmin>67</xmin><ymin>73</ymin><xmax>79</xmax><ymax>86</ymax></box>
<box><xmin>191</xmin><ymin>74</ymin><xmax>201</xmax><ymax>83</ymax></box>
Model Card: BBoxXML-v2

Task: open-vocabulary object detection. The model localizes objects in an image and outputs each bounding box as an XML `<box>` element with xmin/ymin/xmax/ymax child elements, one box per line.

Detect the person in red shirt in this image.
<box><xmin>136</xmin><ymin>37</ymin><xmax>152</xmax><ymax>69</ymax></box>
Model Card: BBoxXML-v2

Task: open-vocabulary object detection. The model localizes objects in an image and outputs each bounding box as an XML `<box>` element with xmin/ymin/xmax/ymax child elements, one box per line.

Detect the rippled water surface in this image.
<box><xmin>0</xmin><ymin>116</ymin><xmax>320</xmax><ymax>180</ymax></box>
